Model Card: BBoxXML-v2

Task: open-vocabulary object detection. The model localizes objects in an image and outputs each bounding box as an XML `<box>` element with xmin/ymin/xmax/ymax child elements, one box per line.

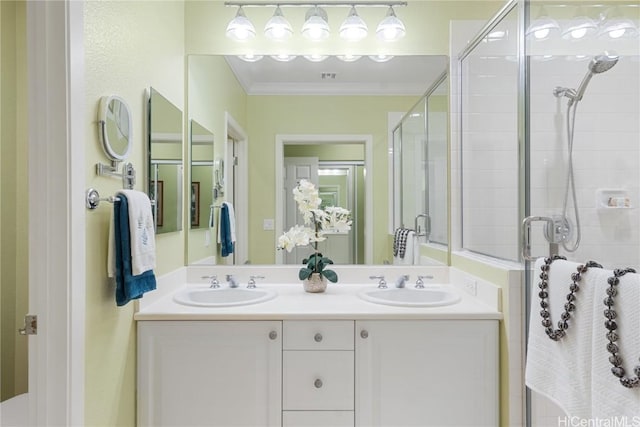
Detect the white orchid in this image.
<box><xmin>293</xmin><ymin>179</ymin><xmax>323</xmax><ymax>223</ymax></box>
<box><xmin>278</xmin><ymin>225</ymin><xmax>323</xmax><ymax>252</ymax></box>
<box><xmin>278</xmin><ymin>180</ymin><xmax>352</xmax><ymax>283</ymax></box>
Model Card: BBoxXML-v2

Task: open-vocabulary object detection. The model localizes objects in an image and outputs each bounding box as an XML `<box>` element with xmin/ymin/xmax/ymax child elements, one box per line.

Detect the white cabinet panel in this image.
<box><xmin>355</xmin><ymin>320</ymin><xmax>499</xmax><ymax>427</ymax></box>
<box><xmin>283</xmin><ymin>350</ymin><xmax>354</xmax><ymax>411</ymax></box>
<box><xmin>283</xmin><ymin>320</ymin><xmax>354</xmax><ymax>350</ymax></box>
<box><xmin>283</xmin><ymin>411</ymin><xmax>354</xmax><ymax>427</ymax></box>
<box><xmin>138</xmin><ymin>321</ymin><xmax>282</xmax><ymax>427</ymax></box>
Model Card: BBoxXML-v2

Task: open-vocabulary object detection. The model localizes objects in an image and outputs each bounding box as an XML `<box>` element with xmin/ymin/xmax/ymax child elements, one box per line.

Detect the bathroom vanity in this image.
<box><xmin>135</xmin><ymin>270</ymin><xmax>501</xmax><ymax>427</ymax></box>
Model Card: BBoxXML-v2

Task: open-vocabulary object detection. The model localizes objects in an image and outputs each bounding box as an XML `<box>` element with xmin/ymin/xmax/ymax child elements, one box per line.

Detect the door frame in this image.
<box><xmin>27</xmin><ymin>1</ymin><xmax>85</xmax><ymax>424</ymax></box>
<box><xmin>275</xmin><ymin>134</ymin><xmax>373</xmax><ymax>264</ymax></box>
<box><xmin>225</xmin><ymin>112</ymin><xmax>248</xmax><ymax>264</ymax></box>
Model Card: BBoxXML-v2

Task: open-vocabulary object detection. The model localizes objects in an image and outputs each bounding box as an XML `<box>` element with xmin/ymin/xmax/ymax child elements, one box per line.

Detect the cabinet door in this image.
<box><xmin>138</xmin><ymin>321</ymin><xmax>282</xmax><ymax>427</ymax></box>
<box><xmin>355</xmin><ymin>320</ymin><xmax>498</xmax><ymax>427</ymax></box>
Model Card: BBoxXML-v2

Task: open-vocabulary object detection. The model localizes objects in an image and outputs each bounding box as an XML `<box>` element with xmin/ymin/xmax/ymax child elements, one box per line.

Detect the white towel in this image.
<box><xmin>525</xmin><ymin>257</ymin><xmax>596</xmax><ymax>418</ymax></box>
<box><xmin>591</xmin><ymin>268</ymin><xmax>640</xmax><ymax>418</ymax></box>
<box><xmin>107</xmin><ymin>190</ymin><xmax>156</xmax><ymax>277</ymax></box>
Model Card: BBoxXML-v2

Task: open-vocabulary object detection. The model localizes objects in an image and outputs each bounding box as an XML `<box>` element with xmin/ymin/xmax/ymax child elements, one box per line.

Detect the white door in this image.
<box><xmin>283</xmin><ymin>157</ymin><xmax>318</xmax><ymax>265</ymax></box>
<box><xmin>138</xmin><ymin>321</ymin><xmax>282</xmax><ymax>426</ymax></box>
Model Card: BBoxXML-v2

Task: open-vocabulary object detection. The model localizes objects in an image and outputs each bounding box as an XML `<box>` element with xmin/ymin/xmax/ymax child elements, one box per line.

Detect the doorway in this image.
<box><xmin>275</xmin><ymin>134</ymin><xmax>373</xmax><ymax>265</ymax></box>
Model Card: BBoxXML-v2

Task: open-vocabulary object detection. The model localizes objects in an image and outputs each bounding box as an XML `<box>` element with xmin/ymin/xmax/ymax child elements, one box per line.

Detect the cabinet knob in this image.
<box><xmin>314</xmin><ymin>333</ymin><xmax>323</xmax><ymax>342</ymax></box>
<box><xmin>268</xmin><ymin>331</ymin><xmax>278</xmax><ymax>340</ymax></box>
<box><xmin>314</xmin><ymin>379</ymin><xmax>323</xmax><ymax>389</ymax></box>
<box><xmin>360</xmin><ymin>330</ymin><xmax>369</xmax><ymax>339</ymax></box>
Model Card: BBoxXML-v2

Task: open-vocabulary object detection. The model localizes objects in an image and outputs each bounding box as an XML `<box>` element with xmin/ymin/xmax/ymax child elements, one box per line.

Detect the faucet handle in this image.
<box><xmin>201</xmin><ymin>275</ymin><xmax>219</xmax><ymax>288</ymax></box>
<box><xmin>369</xmin><ymin>275</ymin><xmax>387</xmax><ymax>289</ymax></box>
<box><xmin>415</xmin><ymin>275</ymin><xmax>434</xmax><ymax>289</ymax></box>
<box><xmin>247</xmin><ymin>275</ymin><xmax>265</xmax><ymax>289</ymax></box>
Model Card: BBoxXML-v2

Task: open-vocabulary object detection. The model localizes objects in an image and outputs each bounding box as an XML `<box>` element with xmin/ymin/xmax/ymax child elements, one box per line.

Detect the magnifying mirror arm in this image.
<box><xmin>96</xmin><ymin>161</ymin><xmax>136</xmax><ymax>189</ymax></box>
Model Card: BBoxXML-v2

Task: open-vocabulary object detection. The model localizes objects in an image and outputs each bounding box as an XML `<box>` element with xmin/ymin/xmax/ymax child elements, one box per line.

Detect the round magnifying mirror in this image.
<box><xmin>98</xmin><ymin>95</ymin><xmax>133</xmax><ymax>161</ymax></box>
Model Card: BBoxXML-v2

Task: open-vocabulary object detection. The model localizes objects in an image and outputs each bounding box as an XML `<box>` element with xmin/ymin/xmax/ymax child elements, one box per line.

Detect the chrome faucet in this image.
<box><xmin>247</xmin><ymin>275</ymin><xmax>264</xmax><ymax>289</ymax></box>
<box><xmin>201</xmin><ymin>275</ymin><xmax>219</xmax><ymax>289</ymax></box>
<box><xmin>395</xmin><ymin>274</ymin><xmax>410</xmax><ymax>288</ymax></box>
<box><xmin>226</xmin><ymin>274</ymin><xmax>239</xmax><ymax>288</ymax></box>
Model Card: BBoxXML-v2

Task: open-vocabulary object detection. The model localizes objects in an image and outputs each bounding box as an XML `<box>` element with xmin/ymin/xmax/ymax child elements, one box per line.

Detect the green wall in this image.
<box><xmin>0</xmin><ymin>0</ymin><xmax>28</xmax><ymax>402</ymax></box>
<box><xmin>83</xmin><ymin>1</ymin><xmax>185</xmax><ymax>425</ymax></box>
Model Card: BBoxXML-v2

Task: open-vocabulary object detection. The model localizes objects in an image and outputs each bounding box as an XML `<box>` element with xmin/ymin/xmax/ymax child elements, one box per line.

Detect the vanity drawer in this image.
<box><xmin>283</xmin><ymin>351</ymin><xmax>354</xmax><ymax>410</ymax></box>
<box><xmin>283</xmin><ymin>411</ymin><xmax>354</xmax><ymax>427</ymax></box>
<box><xmin>283</xmin><ymin>320</ymin><xmax>354</xmax><ymax>350</ymax></box>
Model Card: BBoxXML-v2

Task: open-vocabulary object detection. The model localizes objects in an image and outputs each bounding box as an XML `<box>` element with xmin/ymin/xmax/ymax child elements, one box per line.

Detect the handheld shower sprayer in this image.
<box><xmin>554</xmin><ymin>53</ymin><xmax>619</xmax><ymax>106</ymax></box>
<box><xmin>552</xmin><ymin>52</ymin><xmax>619</xmax><ymax>253</ymax></box>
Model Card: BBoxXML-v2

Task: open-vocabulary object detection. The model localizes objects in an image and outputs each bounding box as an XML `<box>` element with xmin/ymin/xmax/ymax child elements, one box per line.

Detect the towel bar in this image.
<box><xmin>85</xmin><ymin>188</ymin><xmax>155</xmax><ymax>210</ymax></box>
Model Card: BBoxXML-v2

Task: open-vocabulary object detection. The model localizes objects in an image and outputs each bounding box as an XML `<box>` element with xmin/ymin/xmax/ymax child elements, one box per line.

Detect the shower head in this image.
<box><xmin>588</xmin><ymin>53</ymin><xmax>619</xmax><ymax>74</ymax></box>
<box><xmin>571</xmin><ymin>53</ymin><xmax>619</xmax><ymax>105</ymax></box>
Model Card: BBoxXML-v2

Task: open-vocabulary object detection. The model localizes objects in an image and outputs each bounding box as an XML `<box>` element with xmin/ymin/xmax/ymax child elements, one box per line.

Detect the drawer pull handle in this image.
<box><xmin>360</xmin><ymin>330</ymin><xmax>369</xmax><ymax>339</ymax></box>
<box><xmin>314</xmin><ymin>333</ymin><xmax>323</xmax><ymax>342</ymax></box>
<box><xmin>268</xmin><ymin>331</ymin><xmax>278</xmax><ymax>340</ymax></box>
<box><xmin>314</xmin><ymin>379</ymin><xmax>323</xmax><ymax>388</ymax></box>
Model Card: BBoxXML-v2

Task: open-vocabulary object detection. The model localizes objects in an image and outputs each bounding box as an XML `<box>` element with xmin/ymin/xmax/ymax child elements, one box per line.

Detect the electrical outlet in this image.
<box><xmin>463</xmin><ymin>277</ymin><xmax>477</xmax><ymax>296</ymax></box>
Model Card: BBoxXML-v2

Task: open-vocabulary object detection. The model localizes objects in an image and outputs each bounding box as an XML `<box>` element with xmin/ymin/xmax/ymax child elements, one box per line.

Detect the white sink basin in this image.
<box><xmin>173</xmin><ymin>287</ymin><xmax>277</xmax><ymax>307</ymax></box>
<box><xmin>358</xmin><ymin>286</ymin><xmax>461</xmax><ymax>308</ymax></box>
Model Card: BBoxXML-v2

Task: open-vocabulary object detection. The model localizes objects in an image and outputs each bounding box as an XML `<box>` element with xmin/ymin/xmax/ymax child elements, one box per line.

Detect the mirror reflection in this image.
<box><xmin>187</xmin><ymin>55</ymin><xmax>449</xmax><ymax>265</ymax></box>
<box><xmin>147</xmin><ymin>87</ymin><xmax>184</xmax><ymax>234</ymax></box>
<box><xmin>393</xmin><ymin>72</ymin><xmax>449</xmax><ymax>250</ymax></box>
<box><xmin>98</xmin><ymin>95</ymin><xmax>132</xmax><ymax>161</ymax></box>
<box><xmin>188</xmin><ymin>120</ymin><xmax>216</xmax><ymax>264</ymax></box>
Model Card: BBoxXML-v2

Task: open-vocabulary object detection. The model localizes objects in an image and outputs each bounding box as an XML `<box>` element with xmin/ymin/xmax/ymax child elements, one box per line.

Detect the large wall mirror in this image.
<box><xmin>187</xmin><ymin>55</ymin><xmax>449</xmax><ymax>266</ymax></box>
<box><xmin>147</xmin><ymin>87</ymin><xmax>184</xmax><ymax>234</ymax></box>
<box><xmin>188</xmin><ymin>119</ymin><xmax>215</xmax><ymax>264</ymax></box>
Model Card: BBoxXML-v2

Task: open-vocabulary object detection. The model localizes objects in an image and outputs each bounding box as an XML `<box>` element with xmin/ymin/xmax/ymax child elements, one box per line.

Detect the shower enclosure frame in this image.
<box><xmin>456</xmin><ymin>0</ymin><xmax>532</xmax><ymax>424</ymax></box>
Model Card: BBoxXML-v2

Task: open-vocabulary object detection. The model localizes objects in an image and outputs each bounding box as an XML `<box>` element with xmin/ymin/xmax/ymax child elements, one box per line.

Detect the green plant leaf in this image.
<box><xmin>299</xmin><ymin>268</ymin><xmax>312</xmax><ymax>280</ymax></box>
<box><xmin>322</xmin><ymin>269</ymin><xmax>338</xmax><ymax>283</ymax></box>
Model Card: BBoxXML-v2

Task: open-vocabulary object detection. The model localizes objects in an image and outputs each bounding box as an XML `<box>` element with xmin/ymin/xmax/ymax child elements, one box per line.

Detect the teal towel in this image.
<box><xmin>220</xmin><ymin>203</ymin><xmax>234</xmax><ymax>257</ymax></box>
<box><xmin>114</xmin><ymin>194</ymin><xmax>156</xmax><ymax>306</ymax></box>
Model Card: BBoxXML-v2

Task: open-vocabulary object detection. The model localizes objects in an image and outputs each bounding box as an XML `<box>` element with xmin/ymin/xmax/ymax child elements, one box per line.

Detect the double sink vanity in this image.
<box><xmin>135</xmin><ymin>265</ymin><xmax>501</xmax><ymax>427</ymax></box>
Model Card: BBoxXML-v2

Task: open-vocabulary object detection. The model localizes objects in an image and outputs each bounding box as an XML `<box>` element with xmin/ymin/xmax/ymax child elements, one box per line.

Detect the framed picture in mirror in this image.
<box><xmin>191</xmin><ymin>182</ymin><xmax>200</xmax><ymax>227</ymax></box>
<box><xmin>151</xmin><ymin>180</ymin><xmax>164</xmax><ymax>227</ymax></box>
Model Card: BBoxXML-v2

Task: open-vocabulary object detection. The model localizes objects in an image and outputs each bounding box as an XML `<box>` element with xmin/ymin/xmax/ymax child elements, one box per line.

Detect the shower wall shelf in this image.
<box><xmin>596</xmin><ymin>189</ymin><xmax>633</xmax><ymax>210</ymax></box>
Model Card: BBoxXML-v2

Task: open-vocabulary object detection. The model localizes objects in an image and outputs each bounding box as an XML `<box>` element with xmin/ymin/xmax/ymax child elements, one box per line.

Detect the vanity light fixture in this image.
<box><xmin>304</xmin><ymin>54</ymin><xmax>329</xmax><ymax>62</ymax></box>
<box><xmin>561</xmin><ymin>7</ymin><xmax>597</xmax><ymax>40</ymax></box>
<box><xmin>264</xmin><ymin>6</ymin><xmax>293</xmax><ymax>40</ymax></box>
<box><xmin>238</xmin><ymin>53</ymin><xmax>264</xmax><ymax>62</ymax></box>
<box><xmin>369</xmin><ymin>54</ymin><xmax>394</xmax><ymax>63</ymax></box>
<box><xmin>376</xmin><ymin>6</ymin><xmax>405</xmax><ymax>41</ymax></box>
<box><xmin>336</xmin><ymin>54</ymin><xmax>362</xmax><ymax>62</ymax></box>
<box><xmin>302</xmin><ymin>6</ymin><xmax>330</xmax><ymax>41</ymax></box>
<box><xmin>224</xmin><ymin>2</ymin><xmax>407</xmax><ymax>42</ymax></box>
<box><xmin>339</xmin><ymin>6</ymin><xmax>368</xmax><ymax>41</ymax></box>
<box><xmin>226</xmin><ymin>6</ymin><xmax>256</xmax><ymax>41</ymax></box>
<box><xmin>597</xmin><ymin>6</ymin><xmax>639</xmax><ymax>39</ymax></box>
<box><xmin>271</xmin><ymin>53</ymin><xmax>297</xmax><ymax>62</ymax></box>
<box><xmin>526</xmin><ymin>6</ymin><xmax>560</xmax><ymax>41</ymax></box>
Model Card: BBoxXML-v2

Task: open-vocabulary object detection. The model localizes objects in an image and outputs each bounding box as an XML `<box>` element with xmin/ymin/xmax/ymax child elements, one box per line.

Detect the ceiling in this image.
<box><xmin>224</xmin><ymin>55</ymin><xmax>448</xmax><ymax>96</ymax></box>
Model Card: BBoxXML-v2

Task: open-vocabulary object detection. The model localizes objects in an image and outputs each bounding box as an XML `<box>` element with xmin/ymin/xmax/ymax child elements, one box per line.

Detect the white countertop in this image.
<box><xmin>134</xmin><ymin>282</ymin><xmax>502</xmax><ymax>321</ymax></box>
